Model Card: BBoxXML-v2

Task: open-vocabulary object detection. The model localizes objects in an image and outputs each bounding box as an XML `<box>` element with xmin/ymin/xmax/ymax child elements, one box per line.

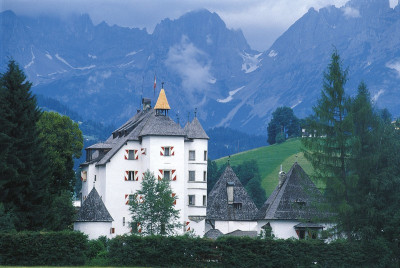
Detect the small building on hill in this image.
<box><xmin>256</xmin><ymin>162</ymin><xmax>329</xmax><ymax>239</ymax></box>
<box><xmin>206</xmin><ymin>165</ymin><xmax>259</xmax><ymax>235</ymax></box>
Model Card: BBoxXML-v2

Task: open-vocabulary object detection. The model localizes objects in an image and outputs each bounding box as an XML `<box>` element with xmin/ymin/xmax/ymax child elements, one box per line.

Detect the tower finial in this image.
<box><xmin>194</xmin><ymin>108</ymin><xmax>197</xmax><ymax>118</ymax></box>
<box><xmin>228</xmin><ymin>155</ymin><xmax>231</xmax><ymax>166</ymax></box>
<box><xmin>187</xmin><ymin>112</ymin><xmax>190</xmax><ymax>123</ymax></box>
<box><xmin>162</xmin><ymin>82</ymin><xmax>164</xmax><ymax>88</ymax></box>
<box><xmin>280</xmin><ymin>164</ymin><xmax>282</xmax><ymax>172</ymax></box>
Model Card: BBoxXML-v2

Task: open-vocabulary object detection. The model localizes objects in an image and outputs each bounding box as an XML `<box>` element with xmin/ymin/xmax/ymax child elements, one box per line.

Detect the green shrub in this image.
<box><xmin>0</xmin><ymin>231</ymin><xmax>87</xmax><ymax>266</ymax></box>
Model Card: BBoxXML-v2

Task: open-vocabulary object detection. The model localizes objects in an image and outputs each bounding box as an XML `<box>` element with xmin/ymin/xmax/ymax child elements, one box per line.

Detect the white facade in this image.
<box><xmin>209</xmin><ymin>220</ymin><xmax>258</xmax><ymax>234</ymax></box>
<box><xmin>74</xmin><ymin>222</ymin><xmax>112</xmax><ymax>240</ymax></box>
<box><xmin>75</xmin><ymin>110</ymin><xmax>208</xmax><ymax>239</ymax></box>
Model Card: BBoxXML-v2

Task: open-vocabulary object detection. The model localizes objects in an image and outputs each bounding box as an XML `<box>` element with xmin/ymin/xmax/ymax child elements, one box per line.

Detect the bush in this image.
<box><xmin>0</xmin><ymin>231</ymin><xmax>87</xmax><ymax>266</ymax></box>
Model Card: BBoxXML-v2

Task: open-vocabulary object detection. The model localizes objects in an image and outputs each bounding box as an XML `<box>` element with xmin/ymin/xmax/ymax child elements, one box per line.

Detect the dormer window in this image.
<box><xmin>234</xmin><ymin>203</ymin><xmax>242</xmax><ymax>210</ymax></box>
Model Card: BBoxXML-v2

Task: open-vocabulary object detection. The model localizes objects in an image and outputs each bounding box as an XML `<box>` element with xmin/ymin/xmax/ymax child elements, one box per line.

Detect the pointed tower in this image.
<box><xmin>154</xmin><ymin>87</ymin><xmax>171</xmax><ymax>116</ymax></box>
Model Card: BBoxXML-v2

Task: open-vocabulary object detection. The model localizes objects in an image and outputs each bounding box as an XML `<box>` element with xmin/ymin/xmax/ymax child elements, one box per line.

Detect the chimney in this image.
<box><xmin>278</xmin><ymin>165</ymin><xmax>286</xmax><ymax>188</ymax></box>
<box><xmin>142</xmin><ymin>98</ymin><xmax>151</xmax><ymax>110</ymax></box>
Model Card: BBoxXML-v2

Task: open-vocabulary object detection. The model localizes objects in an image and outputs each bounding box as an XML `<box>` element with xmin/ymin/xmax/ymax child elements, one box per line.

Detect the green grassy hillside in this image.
<box><xmin>215</xmin><ymin>138</ymin><xmax>321</xmax><ymax>196</ymax></box>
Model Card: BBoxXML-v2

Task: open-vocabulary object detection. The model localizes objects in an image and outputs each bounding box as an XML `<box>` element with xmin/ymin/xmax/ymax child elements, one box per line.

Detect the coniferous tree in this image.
<box><xmin>302</xmin><ymin>51</ymin><xmax>355</xmax><ymax>236</ymax></box>
<box><xmin>0</xmin><ymin>60</ymin><xmax>51</xmax><ymax>230</ymax></box>
<box><xmin>349</xmin><ymin>83</ymin><xmax>400</xmax><ymax>241</ymax></box>
<box><xmin>129</xmin><ymin>170</ymin><xmax>181</xmax><ymax>235</ymax></box>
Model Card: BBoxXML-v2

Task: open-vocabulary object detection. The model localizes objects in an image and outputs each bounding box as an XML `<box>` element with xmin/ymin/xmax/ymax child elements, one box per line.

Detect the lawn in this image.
<box><xmin>215</xmin><ymin>138</ymin><xmax>322</xmax><ymax>196</ymax></box>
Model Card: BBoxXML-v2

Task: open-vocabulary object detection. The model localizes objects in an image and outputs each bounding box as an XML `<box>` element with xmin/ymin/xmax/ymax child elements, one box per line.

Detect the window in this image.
<box><xmin>128</xmin><ymin>150</ymin><xmax>137</xmax><ymax>160</ymax></box>
<box><xmin>94</xmin><ymin>175</ymin><xmax>97</xmax><ymax>182</ymax></box>
<box><xmin>234</xmin><ymin>203</ymin><xmax>242</xmax><ymax>210</ymax></box>
<box><xmin>123</xmin><ymin>217</ymin><xmax>125</xmax><ymax>226</ymax></box>
<box><xmin>81</xmin><ymin>171</ymin><xmax>87</xmax><ymax>182</ymax></box>
<box><xmin>110</xmin><ymin>227</ymin><xmax>115</xmax><ymax>234</ymax></box>
<box><xmin>128</xmin><ymin>194</ymin><xmax>136</xmax><ymax>204</ymax></box>
<box><xmin>126</xmin><ymin>171</ymin><xmax>135</xmax><ymax>181</ymax></box>
<box><xmin>189</xmin><ymin>150</ymin><xmax>195</xmax><ymax>161</ymax></box>
<box><xmin>299</xmin><ymin>230</ymin><xmax>305</xmax><ymax>239</ymax></box>
<box><xmin>164</xmin><ymin>170</ymin><xmax>171</xmax><ymax>180</ymax></box>
<box><xmin>203</xmin><ymin>171</ymin><xmax>207</xmax><ymax>182</ymax></box>
<box><xmin>164</xmin><ymin>147</ymin><xmax>170</xmax><ymax>156</ymax></box>
<box><xmin>203</xmin><ymin>195</ymin><xmax>207</xmax><ymax>206</ymax></box>
<box><xmin>204</xmin><ymin>150</ymin><xmax>207</xmax><ymax>161</ymax></box>
<box><xmin>189</xmin><ymin>171</ymin><xmax>195</xmax><ymax>181</ymax></box>
<box><xmin>188</xmin><ymin>195</ymin><xmax>195</xmax><ymax>206</ymax></box>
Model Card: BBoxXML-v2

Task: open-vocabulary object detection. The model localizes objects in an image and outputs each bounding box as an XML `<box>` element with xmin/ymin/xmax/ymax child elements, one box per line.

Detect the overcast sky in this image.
<box><xmin>2</xmin><ymin>0</ymin><xmax>399</xmax><ymax>51</ymax></box>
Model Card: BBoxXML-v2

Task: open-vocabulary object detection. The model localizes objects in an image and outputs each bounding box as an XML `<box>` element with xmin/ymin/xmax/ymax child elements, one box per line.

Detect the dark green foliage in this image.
<box><xmin>347</xmin><ymin>82</ymin><xmax>400</xmax><ymax>242</ymax></box>
<box><xmin>105</xmin><ymin>235</ymin><xmax>398</xmax><ymax>267</ymax></box>
<box><xmin>302</xmin><ymin>50</ymin><xmax>355</xmax><ymax>235</ymax></box>
<box><xmin>0</xmin><ymin>231</ymin><xmax>87</xmax><ymax>266</ymax></box>
<box><xmin>208</xmin><ymin>160</ymin><xmax>266</xmax><ymax>207</ymax></box>
<box><xmin>245</xmin><ymin>178</ymin><xmax>266</xmax><ymax>208</ymax></box>
<box><xmin>0</xmin><ymin>203</ymin><xmax>15</xmax><ymax>232</ymax></box>
<box><xmin>207</xmin><ymin>127</ymin><xmax>266</xmax><ymax>160</ymax></box>
<box><xmin>0</xmin><ymin>60</ymin><xmax>51</xmax><ymax>231</ymax></box>
<box><xmin>267</xmin><ymin>106</ymin><xmax>300</xmax><ymax>144</ymax></box>
<box><xmin>303</xmin><ymin>51</ymin><xmax>400</xmax><ymax>244</ymax></box>
<box><xmin>130</xmin><ymin>170</ymin><xmax>181</xmax><ymax>235</ymax></box>
<box><xmin>37</xmin><ymin>111</ymin><xmax>83</xmax><ymax>195</ymax></box>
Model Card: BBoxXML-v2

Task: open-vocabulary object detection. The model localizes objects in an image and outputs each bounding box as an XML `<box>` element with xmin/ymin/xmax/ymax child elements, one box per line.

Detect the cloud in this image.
<box><xmin>2</xmin><ymin>0</ymin><xmax>350</xmax><ymax>51</ymax></box>
<box><xmin>342</xmin><ymin>6</ymin><xmax>360</xmax><ymax>18</ymax></box>
<box><xmin>386</xmin><ymin>61</ymin><xmax>400</xmax><ymax>77</ymax></box>
<box><xmin>165</xmin><ymin>35</ymin><xmax>215</xmax><ymax>101</ymax></box>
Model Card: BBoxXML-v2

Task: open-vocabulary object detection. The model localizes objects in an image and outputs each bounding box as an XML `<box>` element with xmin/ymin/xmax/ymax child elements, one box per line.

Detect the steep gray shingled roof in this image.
<box><xmin>204</xmin><ymin>229</ymin><xmax>224</xmax><ymax>240</ymax></box>
<box><xmin>226</xmin><ymin>230</ymin><xmax>258</xmax><ymax>238</ymax></box>
<box><xmin>76</xmin><ymin>187</ymin><xmax>113</xmax><ymax>222</ymax></box>
<box><xmin>80</xmin><ymin>107</ymin><xmax>188</xmax><ymax>167</ymax></box>
<box><xmin>184</xmin><ymin>117</ymin><xmax>209</xmax><ymax>139</ymax></box>
<box><xmin>256</xmin><ymin>162</ymin><xmax>329</xmax><ymax>221</ymax></box>
<box><xmin>207</xmin><ymin>165</ymin><xmax>258</xmax><ymax>221</ymax></box>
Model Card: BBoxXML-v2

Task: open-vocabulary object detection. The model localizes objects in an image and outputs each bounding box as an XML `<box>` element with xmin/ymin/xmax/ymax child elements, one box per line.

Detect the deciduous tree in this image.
<box><xmin>267</xmin><ymin>106</ymin><xmax>300</xmax><ymax>144</ymax></box>
<box><xmin>130</xmin><ymin>171</ymin><xmax>181</xmax><ymax>235</ymax></box>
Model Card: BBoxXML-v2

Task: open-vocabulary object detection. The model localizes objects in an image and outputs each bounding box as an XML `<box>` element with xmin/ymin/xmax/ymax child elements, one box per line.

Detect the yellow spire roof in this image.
<box><xmin>154</xmin><ymin>88</ymin><xmax>171</xmax><ymax>110</ymax></box>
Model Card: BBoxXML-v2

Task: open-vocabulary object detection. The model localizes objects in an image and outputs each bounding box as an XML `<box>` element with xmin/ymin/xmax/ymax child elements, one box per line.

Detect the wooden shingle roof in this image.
<box><xmin>184</xmin><ymin>117</ymin><xmax>209</xmax><ymax>140</ymax></box>
<box><xmin>154</xmin><ymin>89</ymin><xmax>170</xmax><ymax>110</ymax></box>
<box><xmin>207</xmin><ymin>165</ymin><xmax>258</xmax><ymax>221</ymax></box>
<box><xmin>256</xmin><ymin>162</ymin><xmax>329</xmax><ymax>221</ymax></box>
<box><xmin>75</xmin><ymin>187</ymin><xmax>113</xmax><ymax>222</ymax></box>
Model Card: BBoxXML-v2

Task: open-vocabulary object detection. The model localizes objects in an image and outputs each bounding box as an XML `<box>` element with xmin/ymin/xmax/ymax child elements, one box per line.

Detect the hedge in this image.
<box><xmin>0</xmin><ymin>231</ymin><xmax>87</xmax><ymax>266</ymax></box>
<box><xmin>107</xmin><ymin>235</ymin><xmax>398</xmax><ymax>267</ymax></box>
<box><xmin>0</xmin><ymin>231</ymin><xmax>398</xmax><ymax>267</ymax></box>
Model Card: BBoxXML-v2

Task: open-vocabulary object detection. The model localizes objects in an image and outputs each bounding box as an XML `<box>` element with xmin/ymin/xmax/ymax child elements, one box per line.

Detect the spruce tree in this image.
<box><xmin>349</xmin><ymin>83</ymin><xmax>400</xmax><ymax>241</ymax></box>
<box><xmin>302</xmin><ymin>51</ymin><xmax>355</xmax><ymax>236</ymax></box>
<box><xmin>0</xmin><ymin>60</ymin><xmax>51</xmax><ymax>230</ymax></box>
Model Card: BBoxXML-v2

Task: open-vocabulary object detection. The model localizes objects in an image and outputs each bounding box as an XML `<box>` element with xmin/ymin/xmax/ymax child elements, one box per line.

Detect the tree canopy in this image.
<box><xmin>302</xmin><ymin>51</ymin><xmax>400</xmax><ymax>242</ymax></box>
<box><xmin>0</xmin><ymin>60</ymin><xmax>51</xmax><ymax>231</ymax></box>
<box><xmin>267</xmin><ymin>106</ymin><xmax>300</xmax><ymax>145</ymax></box>
<box><xmin>130</xmin><ymin>170</ymin><xmax>181</xmax><ymax>236</ymax></box>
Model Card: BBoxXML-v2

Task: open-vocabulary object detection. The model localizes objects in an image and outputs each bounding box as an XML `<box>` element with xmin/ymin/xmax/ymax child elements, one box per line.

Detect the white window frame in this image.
<box><xmin>128</xmin><ymin>150</ymin><xmax>137</xmax><ymax>160</ymax></box>
<box><xmin>164</xmin><ymin>170</ymin><xmax>171</xmax><ymax>180</ymax></box>
<box><xmin>188</xmin><ymin>195</ymin><xmax>195</xmax><ymax>206</ymax></box>
<box><xmin>189</xmin><ymin>150</ymin><xmax>195</xmax><ymax>161</ymax></box>
<box><xmin>189</xmin><ymin>171</ymin><xmax>195</xmax><ymax>181</ymax></box>
<box><xmin>164</xmin><ymin>147</ymin><xmax>171</xmax><ymax>157</ymax></box>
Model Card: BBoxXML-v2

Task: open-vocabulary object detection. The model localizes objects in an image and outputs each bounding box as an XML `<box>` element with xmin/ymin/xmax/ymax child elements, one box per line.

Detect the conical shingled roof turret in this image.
<box><xmin>154</xmin><ymin>88</ymin><xmax>170</xmax><ymax>110</ymax></box>
<box><xmin>207</xmin><ymin>165</ymin><xmax>258</xmax><ymax>221</ymax></box>
<box><xmin>76</xmin><ymin>187</ymin><xmax>113</xmax><ymax>222</ymax></box>
<box><xmin>184</xmin><ymin>117</ymin><xmax>209</xmax><ymax>139</ymax></box>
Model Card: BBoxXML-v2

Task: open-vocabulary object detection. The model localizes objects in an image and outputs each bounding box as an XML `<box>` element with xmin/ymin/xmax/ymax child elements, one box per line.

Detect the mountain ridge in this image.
<box><xmin>1</xmin><ymin>1</ymin><xmax>399</xmax><ymax>134</ymax></box>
